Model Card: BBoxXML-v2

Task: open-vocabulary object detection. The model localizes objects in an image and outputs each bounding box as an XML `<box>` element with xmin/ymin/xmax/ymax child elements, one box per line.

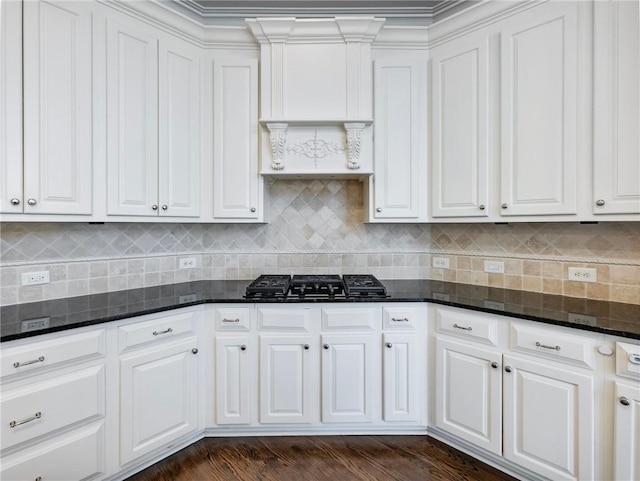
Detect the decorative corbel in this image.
<box><xmin>266</xmin><ymin>123</ymin><xmax>288</xmax><ymax>170</ymax></box>
<box><xmin>344</xmin><ymin>123</ymin><xmax>366</xmax><ymax>169</ymax></box>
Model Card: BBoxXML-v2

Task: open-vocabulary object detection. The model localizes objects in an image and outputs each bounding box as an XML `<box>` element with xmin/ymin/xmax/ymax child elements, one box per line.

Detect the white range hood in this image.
<box><xmin>246</xmin><ymin>16</ymin><xmax>385</xmax><ymax>177</ymax></box>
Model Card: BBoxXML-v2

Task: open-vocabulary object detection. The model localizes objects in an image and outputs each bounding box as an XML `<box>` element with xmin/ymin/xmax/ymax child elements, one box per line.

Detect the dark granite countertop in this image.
<box><xmin>1</xmin><ymin>280</ymin><xmax>639</xmax><ymax>342</ymax></box>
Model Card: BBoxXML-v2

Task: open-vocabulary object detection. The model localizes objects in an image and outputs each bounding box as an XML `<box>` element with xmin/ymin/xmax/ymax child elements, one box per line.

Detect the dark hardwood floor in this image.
<box><xmin>125</xmin><ymin>435</ymin><xmax>518</xmax><ymax>481</ymax></box>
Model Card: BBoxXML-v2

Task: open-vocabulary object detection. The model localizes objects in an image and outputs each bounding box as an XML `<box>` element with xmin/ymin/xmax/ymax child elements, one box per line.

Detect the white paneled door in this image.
<box><xmin>215</xmin><ymin>336</ymin><xmax>251</xmax><ymax>425</ymax></box>
<box><xmin>614</xmin><ymin>381</ymin><xmax>640</xmax><ymax>480</ymax></box>
<box><xmin>383</xmin><ymin>333</ymin><xmax>420</xmax><ymax>423</ymax></box>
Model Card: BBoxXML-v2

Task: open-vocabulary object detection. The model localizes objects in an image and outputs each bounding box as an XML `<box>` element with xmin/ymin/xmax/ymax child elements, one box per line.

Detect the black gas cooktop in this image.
<box><xmin>245</xmin><ymin>274</ymin><xmax>387</xmax><ymax>299</ymax></box>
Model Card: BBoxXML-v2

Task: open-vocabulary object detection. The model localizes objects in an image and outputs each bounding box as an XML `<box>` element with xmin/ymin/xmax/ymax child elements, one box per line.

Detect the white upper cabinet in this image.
<box><xmin>499</xmin><ymin>2</ymin><xmax>579</xmax><ymax>217</ymax></box>
<box><xmin>0</xmin><ymin>0</ymin><xmax>23</xmax><ymax>214</ymax></box>
<box><xmin>107</xmin><ymin>19</ymin><xmax>200</xmax><ymax>218</ymax></box>
<box><xmin>431</xmin><ymin>34</ymin><xmax>489</xmax><ymax>218</ymax></box>
<box><xmin>593</xmin><ymin>0</ymin><xmax>640</xmax><ymax>215</ymax></box>
<box><xmin>371</xmin><ymin>54</ymin><xmax>427</xmax><ymax>221</ymax></box>
<box><xmin>3</xmin><ymin>0</ymin><xmax>93</xmax><ymax>215</ymax></box>
<box><xmin>212</xmin><ymin>57</ymin><xmax>261</xmax><ymax>220</ymax></box>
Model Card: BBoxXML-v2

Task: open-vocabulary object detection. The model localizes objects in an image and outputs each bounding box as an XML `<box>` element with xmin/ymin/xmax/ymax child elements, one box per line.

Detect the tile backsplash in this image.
<box><xmin>1</xmin><ymin>180</ymin><xmax>638</xmax><ymax>305</ymax></box>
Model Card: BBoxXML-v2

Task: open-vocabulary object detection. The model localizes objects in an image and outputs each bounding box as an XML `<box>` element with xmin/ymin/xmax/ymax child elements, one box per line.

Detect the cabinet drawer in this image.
<box><xmin>1</xmin><ymin>329</ymin><xmax>106</xmax><ymax>379</ymax></box>
<box><xmin>510</xmin><ymin>323</ymin><xmax>595</xmax><ymax>369</ymax></box>
<box><xmin>215</xmin><ymin>307</ymin><xmax>251</xmax><ymax>331</ymax></box>
<box><xmin>119</xmin><ymin>309</ymin><xmax>198</xmax><ymax>351</ymax></box>
<box><xmin>616</xmin><ymin>341</ymin><xmax>640</xmax><ymax>380</ymax></box>
<box><xmin>383</xmin><ymin>307</ymin><xmax>418</xmax><ymax>330</ymax></box>
<box><xmin>257</xmin><ymin>308</ymin><xmax>310</xmax><ymax>331</ymax></box>
<box><xmin>435</xmin><ymin>307</ymin><xmax>498</xmax><ymax>346</ymax></box>
<box><xmin>1</xmin><ymin>365</ymin><xmax>105</xmax><ymax>450</ymax></box>
<box><xmin>0</xmin><ymin>421</ymin><xmax>105</xmax><ymax>481</ymax></box>
<box><xmin>322</xmin><ymin>308</ymin><xmax>377</xmax><ymax>331</ymax></box>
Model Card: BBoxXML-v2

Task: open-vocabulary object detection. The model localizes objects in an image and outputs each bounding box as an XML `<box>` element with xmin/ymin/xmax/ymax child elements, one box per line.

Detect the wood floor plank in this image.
<box><xmin>125</xmin><ymin>436</ymin><xmax>518</xmax><ymax>481</ymax></box>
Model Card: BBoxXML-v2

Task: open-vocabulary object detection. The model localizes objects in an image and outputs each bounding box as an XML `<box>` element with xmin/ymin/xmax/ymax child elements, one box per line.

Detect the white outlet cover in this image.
<box><xmin>567</xmin><ymin>267</ymin><xmax>597</xmax><ymax>283</ymax></box>
<box><xmin>483</xmin><ymin>261</ymin><xmax>505</xmax><ymax>274</ymax></box>
<box><xmin>179</xmin><ymin>257</ymin><xmax>197</xmax><ymax>269</ymax></box>
<box><xmin>21</xmin><ymin>271</ymin><xmax>50</xmax><ymax>286</ymax></box>
<box><xmin>432</xmin><ymin>257</ymin><xmax>449</xmax><ymax>269</ymax></box>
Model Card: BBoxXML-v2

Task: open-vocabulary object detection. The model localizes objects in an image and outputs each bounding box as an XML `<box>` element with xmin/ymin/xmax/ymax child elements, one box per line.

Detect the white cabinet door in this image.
<box><xmin>372</xmin><ymin>56</ymin><xmax>427</xmax><ymax>221</ymax></box>
<box><xmin>120</xmin><ymin>337</ymin><xmax>199</xmax><ymax>465</ymax></box>
<box><xmin>593</xmin><ymin>0</ymin><xmax>640</xmax><ymax>215</ymax></box>
<box><xmin>383</xmin><ymin>333</ymin><xmax>420</xmax><ymax>423</ymax></box>
<box><xmin>503</xmin><ymin>354</ymin><xmax>595</xmax><ymax>481</ymax></box>
<box><xmin>259</xmin><ymin>335</ymin><xmax>314</xmax><ymax>424</ymax></box>
<box><xmin>215</xmin><ymin>336</ymin><xmax>251</xmax><ymax>425</ymax></box>
<box><xmin>213</xmin><ymin>57</ymin><xmax>260</xmax><ymax>220</ymax></box>
<box><xmin>23</xmin><ymin>0</ymin><xmax>92</xmax><ymax>215</ymax></box>
<box><xmin>500</xmin><ymin>3</ymin><xmax>579</xmax><ymax>216</ymax></box>
<box><xmin>0</xmin><ymin>0</ymin><xmax>23</xmax><ymax>214</ymax></box>
<box><xmin>431</xmin><ymin>35</ymin><xmax>489</xmax><ymax>218</ymax></box>
<box><xmin>158</xmin><ymin>37</ymin><xmax>200</xmax><ymax>218</ymax></box>
<box><xmin>614</xmin><ymin>381</ymin><xmax>640</xmax><ymax>480</ymax></box>
<box><xmin>322</xmin><ymin>334</ymin><xmax>375</xmax><ymax>423</ymax></box>
<box><xmin>107</xmin><ymin>19</ymin><xmax>159</xmax><ymax>216</ymax></box>
<box><xmin>435</xmin><ymin>337</ymin><xmax>502</xmax><ymax>455</ymax></box>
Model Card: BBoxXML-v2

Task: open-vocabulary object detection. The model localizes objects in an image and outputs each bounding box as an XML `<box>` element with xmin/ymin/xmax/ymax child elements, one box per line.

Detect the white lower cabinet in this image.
<box><xmin>502</xmin><ymin>354</ymin><xmax>595</xmax><ymax>481</ymax></box>
<box><xmin>614</xmin><ymin>380</ymin><xmax>640</xmax><ymax>480</ymax></box>
<box><xmin>259</xmin><ymin>335</ymin><xmax>315</xmax><ymax>424</ymax></box>
<box><xmin>215</xmin><ymin>335</ymin><xmax>251</xmax><ymax>425</ymax></box>
<box><xmin>321</xmin><ymin>334</ymin><xmax>376</xmax><ymax>423</ymax></box>
<box><xmin>383</xmin><ymin>333</ymin><xmax>420</xmax><ymax>423</ymax></box>
<box><xmin>435</xmin><ymin>336</ymin><xmax>502</xmax><ymax>454</ymax></box>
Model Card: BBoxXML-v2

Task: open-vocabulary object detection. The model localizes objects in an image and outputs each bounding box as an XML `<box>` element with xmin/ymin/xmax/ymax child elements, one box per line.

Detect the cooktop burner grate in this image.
<box><xmin>245</xmin><ymin>275</ymin><xmax>291</xmax><ymax>298</ymax></box>
<box><xmin>342</xmin><ymin>274</ymin><xmax>387</xmax><ymax>297</ymax></box>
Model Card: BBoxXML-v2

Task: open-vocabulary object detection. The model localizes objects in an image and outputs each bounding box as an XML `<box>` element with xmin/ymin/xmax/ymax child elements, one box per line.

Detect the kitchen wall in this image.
<box><xmin>1</xmin><ymin>180</ymin><xmax>638</xmax><ymax>306</ymax></box>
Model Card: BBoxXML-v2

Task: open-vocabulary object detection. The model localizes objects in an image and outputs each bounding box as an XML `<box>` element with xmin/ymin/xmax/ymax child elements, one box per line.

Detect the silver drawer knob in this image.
<box><xmin>376</xmin><ymin>207</ymin><xmax>382</xmax><ymax>213</ymax></box>
<box><xmin>250</xmin><ymin>207</ymin><xmax>256</xmax><ymax>213</ymax></box>
<box><xmin>10</xmin><ymin>198</ymin><xmax>20</xmax><ymax>205</ymax></box>
<box><xmin>479</xmin><ymin>204</ymin><xmax>485</xmax><ymax>210</ymax></box>
<box><xmin>304</xmin><ymin>344</ymin><xmax>310</xmax><ymax>350</ymax></box>
<box><xmin>501</xmin><ymin>203</ymin><xmax>508</xmax><ymax>209</ymax></box>
<box><xmin>161</xmin><ymin>204</ymin><xmax>168</xmax><ymax>210</ymax></box>
<box><xmin>323</xmin><ymin>344</ymin><xmax>330</xmax><ymax>350</ymax></box>
<box><xmin>596</xmin><ymin>199</ymin><xmax>605</xmax><ymax>207</ymax></box>
<box><xmin>192</xmin><ymin>348</ymin><xmax>198</xmax><ymax>355</ymax></box>
<box><xmin>491</xmin><ymin>362</ymin><xmax>498</xmax><ymax>369</ymax></box>
<box><xmin>240</xmin><ymin>345</ymin><xmax>247</xmax><ymax>351</ymax></box>
<box><xmin>620</xmin><ymin>397</ymin><xmax>630</xmax><ymax>406</ymax></box>
<box><xmin>27</xmin><ymin>198</ymin><xmax>37</xmax><ymax>206</ymax></box>
<box><xmin>504</xmin><ymin>366</ymin><xmax>512</xmax><ymax>373</ymax></box>
<box><xmin>151</xmin><ymin>205</ymin><xmax>158</xmax><ymax>210</ymax></box>
<box><xmin>385</xmin><ymin>342</ymin><xmax>393</xmax><ymax>349</ymax></box>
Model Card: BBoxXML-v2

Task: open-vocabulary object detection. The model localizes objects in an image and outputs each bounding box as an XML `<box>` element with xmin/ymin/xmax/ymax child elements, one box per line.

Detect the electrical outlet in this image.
<box><xmin>484</xmin><ymin>300</ymin><xmax>505</xmax><ymax>311</ymax></box>
<box><xmin>567</xmin><ymin>267</ymin><xmax>597</xmax><ymax>283</ymax></box>
<box><xmin>21</xmin><ymin>271</ymin><xmax>50</xmax><ymax>286</ymax></box>
<box><xmin>21</xmin><ymin>317</ymin><xmax>50</xmax><ymax>332</ymax></box>
<box><xmin>567</xmin><ymin>313</ymin><xmax>597</xmax><ymax>326</ymax></box>
<box><xmin>179</xmin><ymin>294</ymin><xmax>198</xmax><ymax>304</ymax></box>
<box><xmin>432</xmin><ymin>257</ymin><xmax>449</xmax><ymax>269</ymax></box>
<box><xmin>179</xmin><ymin>257</ymin><xmax>196</xmax><ymax>269</ymax></box>
<box><xmin>484</xmin><ymin>261</ymin><xmax>504</xmax><ymax>274</ymax></box>
<box><xmin>432</xmin><ymin>292</ymin><xmax>450</xmax><ymax>302</ymax></box>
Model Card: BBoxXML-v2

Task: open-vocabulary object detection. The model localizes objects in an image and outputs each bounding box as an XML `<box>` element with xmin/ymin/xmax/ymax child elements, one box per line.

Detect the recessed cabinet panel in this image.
<box><xmin>431</xmin><ymin>37</ymin><xmax>489</xmax><ymax>218</ymax></box>
<box><xmin>159</xmin><ymin>39</ymin><xmax>200</xmax><ymax>217</ymax></box>
<box><xmin>614</xmin><ymin>381</ymin><xmax>640</xmax><ymax>480</ymax></box>
<box><xmin>107</xmin><ymin>20</ymin><xmax>159</xmax><ymax>216</ymax></box>
<box><xmin>23</xmin><ymin>0</ymin><xmax>93</xmax><ymax>215</ymax></box>
<box><xmin>373</xmin><ymin>57</ymin><xmax>426</xmax><ymax>220</ymax></box>
<box><xmin>500</xmin><ymin>4</ymin><xmax>578</xmax><ymax>216</ymax></box>
<box><xmin>215</xmin><ymin>336</ymin><xmax>251</xmax><ymax>425</ymax></box>
<box><xmin>593</xmin><ymin>0</ymin><xmax>640</xmax><ymax>215</ymax></box>
<box><xmin>213</xmin><ymin>58</ymin><xmax>259</xmax><ymax>219</ymax></box>
<box><xmin>383</xmin><ymin>333</ymin><xmax>419</xmax><ymax>422</ymax></box>
<box><xmin>0</xmin><ymin>0</ymin><xmax>23</xmax><ymax>214</ymax></box>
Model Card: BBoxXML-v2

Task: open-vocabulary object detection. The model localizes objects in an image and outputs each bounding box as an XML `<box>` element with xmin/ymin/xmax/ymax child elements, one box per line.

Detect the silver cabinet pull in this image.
<box><xmin>303</xmin><ymin>344</ymin><xmax>310</xmax><ymax>350</ymax></box>
<box><xmin>536</xmin><ymin>341</ymin><xmax>560</xmax><ymax>351</ymax></box>
<box><xmin>13</xmin><ymin>356</ymin><xmax>45</xmax><ymax>368</ymax></box>
<box><xmin>250</xmin><ymin>207</ymin><xmax>256</xmax><ymax>213</ymax></box>
<box><xmin>479</xmin><ymin>204</ymin><xmax>485</xmax><ymax>210</ymax></box>
<box><xmin>391</xmin><ymin>317</ymin><xmax>409</xmax><ymax>322</ymax></box>
<box><xmin>151</xmin><ymin>205</ymin><xmax>158</xmax><ymax>210</ymax></box>
<box><xmin>376</xmin><ymin>207</ymin><xmax>382</xmax><ymax>213</ymax></box>
<box><xmin>27</xmin><ymin>198</ymin><xmax>37</xmax><ymax>206</ymax></box>
<box><xmin>628</xmin><ymin>354</ymin><xmax>640</xmax><ymax>365</ymax></box>
<box><xmin>491</xmin><ymin>362</ymin><xmax>499</xmax><ymax>369</ymax></box>
<box><xmin>453</xmin><ymin>323</ymin><xmax>472</xmax><ymax>331</ymax></box>
<box><xmin>323</xmin><ymin>344</ymin><xmax>330</xmax><ymax>350</ymax></box>
<box><xmin>620</xmin><ymin>397</ymin><xmax>631</xmax><ymax>406</ymax></box>
<box><xmin>161</xmin><ymin>204</ymin><xmax>168</xmax><ymax>210</ymax></box>
<box><xmin>240</xmin><ymin>345</ymin><xmax>247</xmax><ymax>351</ymax></box>
<box><xmin>222</xmin><ymin>318</ymin><xmax>240</xmax><ymax>323</ymax></box>
<box><xmin>192</xmin><ymin>348</ymin><xmax>198</xmax><ymax>355</ymax></box>
<box><xmin>36</xmin><ymin>477</ymin><xmax>42</xmax><ymax>481</ymax></box>
<box><xmin>10</xmin><ymin>411</ymin><xmax>41</xmax><ymax>428</ymax></box>
<box><xmin>152</xmin><ymin>328</ymin><xmax>173</xmax><ymax>336</ymax></box>
<box><xmin>501</xmin><ymin>203</ymin><xmax>508</xmax><ymax>209</ymax></box>
<box><xmin>10</xmin><ymin>198</ymin><xmax>20</xmax><ymax>205</ymax></box>
<box><xmin>504</xmin><ymin>366</ymin><xmax>512</xmax><ymax>373</ymax></box>
<box><xmin>596</xmin><ymin>199</ymin><xmax>605</xmax><ymax>207</ymax></box>
<box><xmin>385</xmin><ymin>342</ymin><xmax>393</xmax><ymax>349</ymax></box>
